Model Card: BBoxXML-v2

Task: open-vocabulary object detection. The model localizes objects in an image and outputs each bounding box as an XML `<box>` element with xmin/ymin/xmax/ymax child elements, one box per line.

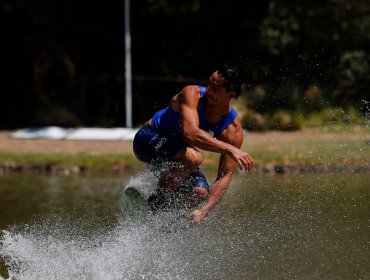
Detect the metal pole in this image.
<box><xmin>124</xmin><ymin>0</ymin><xmax>132</xmax><ymax>127</ymax></box>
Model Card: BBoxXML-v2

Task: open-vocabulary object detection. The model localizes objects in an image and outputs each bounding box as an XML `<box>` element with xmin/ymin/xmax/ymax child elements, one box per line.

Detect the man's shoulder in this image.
<box><xmin>178</xmin><ymin>85</ymin><xmax>202</xmax><ymax>105</ymax></box>
<box><xmin>182</xmin><ymin>85</ymin><xmax>201</xmax><ymax>94</ymax></box>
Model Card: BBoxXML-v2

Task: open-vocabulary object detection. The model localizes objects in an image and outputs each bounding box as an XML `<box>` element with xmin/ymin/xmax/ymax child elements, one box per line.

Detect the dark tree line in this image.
<box><xmin>0</xmin><ymin>0</ymin><xmax>369</xmax><ymax>128</ymax></box>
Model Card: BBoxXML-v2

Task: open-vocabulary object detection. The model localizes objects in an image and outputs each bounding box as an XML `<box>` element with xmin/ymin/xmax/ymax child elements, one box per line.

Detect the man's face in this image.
<box><xmin>206</xmin><ymin>71</ymin><xmax>233</xmax><ymax>104</ymax></box>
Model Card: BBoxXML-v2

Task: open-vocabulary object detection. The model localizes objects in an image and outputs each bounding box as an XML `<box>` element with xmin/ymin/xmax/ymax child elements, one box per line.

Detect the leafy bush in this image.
<box><xmin>35</xmin><ymin>104</ymin><xmax>81</xmax><ymax>127</ymax></box>
<box><xmin>269</xmin><ymin>110</ymin><xmax>302</xmax><ymax>131</ymax></box>
<box><xmin>241</xmin><ymin>110</ymin><xmax>303</xmax><ymax>131</ymax></box>
<box><xmin>241</xmin><ymin>110</ymin><xmax>268</xmax><ymax>131</ymax></box>
<box><xmin>303</xmin><ymin>107</ymin><xmax>367</xmax><ymax>127</ymax></box>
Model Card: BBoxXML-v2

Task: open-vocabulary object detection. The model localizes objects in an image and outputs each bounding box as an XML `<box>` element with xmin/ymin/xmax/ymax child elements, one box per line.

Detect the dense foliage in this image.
<box><xmin>0</xmin><ymin>0</ymin><xmax>369</xmax><ymax>129</ymax></box>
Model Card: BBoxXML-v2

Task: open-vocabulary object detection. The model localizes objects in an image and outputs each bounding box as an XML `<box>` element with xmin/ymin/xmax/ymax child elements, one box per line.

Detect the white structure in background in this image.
<box><xmin>11</xmin><ymin>127</ymin><xmax>138</xmax><ymax>140</ymax></box>
<box><xmin>66</xmin><ymin>128</ymin><xmax>137</xmax><ymax>140</ymax></box>
<box><xmin>12</xmin><ymin>127</ymin><xmax>74</xmax><ymax>140</ymax></box>
<box><xmin>124</xmin><ymin>0</ymin><xmax>132</xmax><ymax>128</ymax></box>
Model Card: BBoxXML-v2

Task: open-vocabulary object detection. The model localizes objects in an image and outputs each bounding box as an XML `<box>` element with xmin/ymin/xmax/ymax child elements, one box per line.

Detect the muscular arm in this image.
<box><xmin>179</xmin><ymin>86</ymin><xmax>252</xmax><ymax>170</ymax></box>
<box><xmin>191</xmin><ymin>123</ymin><xmax>243</xmax><ymax>223</ymax></box>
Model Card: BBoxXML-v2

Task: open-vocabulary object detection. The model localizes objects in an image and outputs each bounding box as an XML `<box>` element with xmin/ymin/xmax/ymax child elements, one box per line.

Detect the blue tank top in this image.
<box><xmin>151</xmin><ymin>86</ymin><xmax>238</xmax><ymax>137</ymax></box>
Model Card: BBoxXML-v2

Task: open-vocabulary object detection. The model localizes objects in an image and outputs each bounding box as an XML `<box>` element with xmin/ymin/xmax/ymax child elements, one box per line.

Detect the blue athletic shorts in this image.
<box><xmin>133</xmin><ymin>125</ymin><xmax>185</xmax><ymax>164</ymax></box>
<box><xmin>133</xmin><ymin>125</ymin><xmax>210</xmax><ymax>192</ymax></box>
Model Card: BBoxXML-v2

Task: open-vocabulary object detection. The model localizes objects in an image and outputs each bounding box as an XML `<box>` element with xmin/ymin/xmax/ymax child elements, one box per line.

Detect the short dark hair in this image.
<box><xmin>216</xmin><ymin>61</ymin><xmax>246</xmax><ymax>98</ymax></box>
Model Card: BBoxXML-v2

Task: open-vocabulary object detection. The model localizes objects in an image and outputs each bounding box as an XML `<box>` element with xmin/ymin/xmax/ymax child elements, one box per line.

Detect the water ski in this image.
<box><xmin>121</xmin><ymin>185</ymin><xmax>175</xmax><ymax>214</ymax></box>
<box><xmin>121</xmin><ymin>185</ymin><xmax>151</xmax><ymax>214</ymax></box>
<box><xmin>121</xmin><ymin>172</ymin><xmax>158</xmax><ymax>215</ymax></box>
<box><xmin>121</xmin><ymin>173</ymin><xmax>200</xmax><ymax>216</ymax></box>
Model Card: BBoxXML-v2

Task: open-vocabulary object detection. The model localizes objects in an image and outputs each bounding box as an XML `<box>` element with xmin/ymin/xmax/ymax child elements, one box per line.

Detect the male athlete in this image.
<box><xmin>133</xmin><ymin>62</ymin><xmax>253</xmax><ymax>224</ymax></box>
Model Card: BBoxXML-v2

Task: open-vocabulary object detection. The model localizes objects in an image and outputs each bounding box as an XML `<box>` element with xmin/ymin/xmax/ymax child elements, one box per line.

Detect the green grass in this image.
<box><xmin>243</xmin><ymin>127</ymin><xmax>369</xmax><ymax>167</ymax></box>
<box><xmin>248</xmin><ymin>139</ymin><xmax>369</xmax><ymax>167</ymax></box>
<box><xmin>0</xmin><ymin>152</ymin><xmax>143</xmax><ymax>169</ymax></box>
<box><xmin>0</xmin><ymin>127</ymin><xmax>368</xmax><ymax>171</ymax></box>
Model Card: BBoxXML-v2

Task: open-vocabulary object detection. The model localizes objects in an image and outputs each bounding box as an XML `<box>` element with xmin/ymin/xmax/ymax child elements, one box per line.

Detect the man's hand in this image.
<box><xmin>190</xmin><ymin>209</ymin><xmax>207</xmax><ymax>224</ymax></box>
<box><xmin>228</xmin><ymin>146</ymin><xmax>253</xmax><ymax>171</ymax></box>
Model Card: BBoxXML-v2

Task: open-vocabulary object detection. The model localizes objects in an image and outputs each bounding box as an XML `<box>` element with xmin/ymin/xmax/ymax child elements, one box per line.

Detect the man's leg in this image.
<box><xmin>148</xmin><ymin>165</ymin><xmax>209</xmax><ymax>211</ymax></box>
<box><xmin>133</xmin><ymin>126</ymin><xmax>206</xmax><ymax>210</ymax></box>
<box><xmin>190</xmin><ymin>186</ymin><xmax>209</xmax><ymax>206</ymax></box>
<box><xmin>184</xmin><ymin>168</ymin><xmax>209</xmax><ymax>208</ymax></box>
<box><xmin>157</xmin><ymin>146</ymin><xmax>203</xmax><ymax>192</ymax></box>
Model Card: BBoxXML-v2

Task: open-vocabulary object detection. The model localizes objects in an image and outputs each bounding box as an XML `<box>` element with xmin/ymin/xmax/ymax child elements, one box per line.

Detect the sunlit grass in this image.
<box><xmin>0</xmin><ymin>152</ymin><xmax>143</xmax><ymax>169</ymax></box>
<box><xmin>242</xmin><ymin>127</ymin><xmax>369</xmax><ymax>167</ymax></box>
<box><xmin>0</xmin><ymin>127</ymin><xmax>368</xmax><ymax>170</ymax></box>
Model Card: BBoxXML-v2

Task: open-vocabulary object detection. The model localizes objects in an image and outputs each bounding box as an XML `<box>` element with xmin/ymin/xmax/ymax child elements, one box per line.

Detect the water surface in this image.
<box><xmin>0</xmin><ymin>172</ymin><xmax>369</xmax><ymax>279</ymax></box>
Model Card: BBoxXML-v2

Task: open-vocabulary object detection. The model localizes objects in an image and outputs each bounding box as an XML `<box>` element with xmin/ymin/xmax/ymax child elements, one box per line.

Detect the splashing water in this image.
<box><xmin>0</xmin><ymin>170</ymin><xmax>217</xmax><ymax>280</ymax></box>
<box><xmin>123</xmin><ymin>169</ymin><xmax>158</xmax><ymax>200</ymax></box>
<box><xmin>0</xmin><ymin>211</ymin><xmax>202</xmax><ymax>280</ymax></box>
<box><xmin>1</xmin><ymin>173</ymin><xmax>369</xmax><ymax>279</ymax></box>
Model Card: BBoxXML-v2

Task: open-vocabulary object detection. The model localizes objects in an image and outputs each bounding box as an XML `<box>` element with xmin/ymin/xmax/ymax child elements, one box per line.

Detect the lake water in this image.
<box><xmin>0</xmin><ymin>172</ymin><xmax>369</xmax><ymax>279</ymax></box>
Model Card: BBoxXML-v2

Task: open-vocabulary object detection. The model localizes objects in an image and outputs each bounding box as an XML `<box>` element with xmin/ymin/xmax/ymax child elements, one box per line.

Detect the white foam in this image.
<box><xmin>124</xmin><ymin>170</ymin><xmax>158</xmax><ymax>200</ymax></box>
<box><xmin>0</xmin><ymin>215</ymin><xmax>196</xmax><ymax>280</ymax></box>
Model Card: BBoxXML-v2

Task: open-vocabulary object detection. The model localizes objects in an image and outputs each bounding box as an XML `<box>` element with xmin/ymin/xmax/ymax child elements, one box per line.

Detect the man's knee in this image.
<box><xmin>184</xmin><ymin>147</ymin><xmax>203</xmax><ymax>168</ymax></box>
<box><xmin>174</xmin><ymin>147</ymin><xmax>203</xmax><ymax>168</ymax></box>
<box><xmin>190</xmin><ymin>186</ymin><xmax>209</xmax><ymax>206</ymax></box>
<box><xmin>193</xmin><ymin>186</ymin><xmax>209</xmax><ymax>199</ymax></box>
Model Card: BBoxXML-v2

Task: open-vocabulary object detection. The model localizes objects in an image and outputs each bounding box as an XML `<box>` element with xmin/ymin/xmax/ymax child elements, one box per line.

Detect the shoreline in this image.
<box><xmin>1</xmin><ymin>162</ymin><xmax>369</xmax><ymax>175</ymax></box>
<box><xmin>1</xmin><ymin>127</ymin><xmax>369</xmax><ymax>175</ymax></box>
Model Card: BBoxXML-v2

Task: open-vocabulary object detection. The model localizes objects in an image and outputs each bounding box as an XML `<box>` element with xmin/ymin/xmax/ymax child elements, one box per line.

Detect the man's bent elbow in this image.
<box><xmin>182</xmin><ymin>130</ymin><xmax>197</xmax><ymax>145</ymax></box>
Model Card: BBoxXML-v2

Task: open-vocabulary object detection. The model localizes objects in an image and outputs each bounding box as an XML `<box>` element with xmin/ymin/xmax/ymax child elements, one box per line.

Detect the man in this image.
<box><xmin>133</xmin><ymin>62</ymin><xmax>253</xmax><ymax>224</ymax></box>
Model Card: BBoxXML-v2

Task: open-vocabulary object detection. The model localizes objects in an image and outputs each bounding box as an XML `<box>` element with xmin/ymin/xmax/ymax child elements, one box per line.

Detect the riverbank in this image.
<box><xmin>0</xmin><ymin>127</ymin><xmax>369</xmax><ymax>174</ymax></box>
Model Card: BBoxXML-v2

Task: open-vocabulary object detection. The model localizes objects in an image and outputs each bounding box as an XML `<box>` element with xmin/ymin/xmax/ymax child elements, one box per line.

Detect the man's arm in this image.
<box><xmin>179</xmin><ymin>86</ymin><xmax>253</xmax><ymax>170</ymax></box>
<box><xmin>191</xmin><ymin>120</ymin><xmax>244</xmax><ymax>224</ymax></box>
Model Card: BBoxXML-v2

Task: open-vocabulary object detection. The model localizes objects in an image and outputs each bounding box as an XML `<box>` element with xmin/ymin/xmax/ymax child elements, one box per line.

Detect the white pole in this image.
<box><xmin>124</xmin><ymin>0</ymin><xmax>132</xmax><ymax>127</ymax></box>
